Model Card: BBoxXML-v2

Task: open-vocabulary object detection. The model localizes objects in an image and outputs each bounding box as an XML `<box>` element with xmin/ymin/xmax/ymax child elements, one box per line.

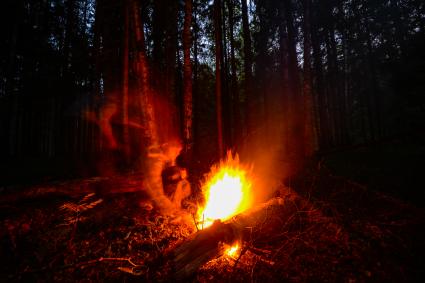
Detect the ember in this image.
<box><xmin>197</xmin><ymin>152</ymin><xmax>252</xmax><ymax>229</ymax></box>
<box><xmin>225</xmin><ymin>243</ymin><xmax>240</xmax><ymax>258</ymax></box>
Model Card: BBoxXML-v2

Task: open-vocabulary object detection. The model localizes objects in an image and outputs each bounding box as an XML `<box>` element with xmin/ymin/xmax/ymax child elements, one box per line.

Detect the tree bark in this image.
<box><xmin>311</xmin><ymin>3</ymin><xmax>328</xmax><ymax>149</ymax></box>
<box><xmin>165</xmin><ymin>2</ymin><xmax>178</xmax><ymax>136</ymax></box>
<box><xmin>282</xmin><ymin>0</ymin><xmax>304</xmax><ymax>161</ymax></box>
<box><xmin>131</xmin><ymin>0</ymin><xmax>158</xmax><ymax>146</ymax></box>
<box><xmin>365</xmin><ymin>23</ymin><xmax>382</xmax><ymax>141</ymax></box>
<box><xmin>302</xmin><ymin>0</ymin><xmax>315</xmax><ymax>157</ymax></box>
<box><xmin>122</xmin><ymin>0</ymin><xmax>130</xmax><ymax>162</ymax></box>
<box><xmin>214</xmin><ymin>0</ymin><xmax>224</xmax><ymax>157</ymax></box>
<box><xmin>221</xmin><ymin>0</ymin><xmax>232</xmax><ymax>149</ymax></box>
<box><xmin>183</xmin><ymin>0</ymin><xmax>193</xmax><ymax>157</ymax></box>
<box><xmin>279</xmin><ymin>17</ymin><xmax>290</xmax><ymax>155</ymax></box>
<box><xmin>241</xmin><ymin>0</ymin><xmax>253</xmax><ymax>136</ymax></box>
<box><xmin>193</xmin><ymin>0</ymin><xmax>200</xmax><ymax>157</ymax></box>
<box><xmin>228</xmin><ymin>0</ymin><xmax>241</xmax><ymax>146</ymax></box>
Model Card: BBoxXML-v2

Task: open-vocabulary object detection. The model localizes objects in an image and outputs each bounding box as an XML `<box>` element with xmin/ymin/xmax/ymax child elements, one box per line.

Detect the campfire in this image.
<box><xmin>195</xmin><ymin>152</ymin><xmax>252</xmax><ymax>256</ymax></box>
<box><xmin>196</xmin><ymin>151</ymin><xmax>252</xmax><ymax>229</ymax></box>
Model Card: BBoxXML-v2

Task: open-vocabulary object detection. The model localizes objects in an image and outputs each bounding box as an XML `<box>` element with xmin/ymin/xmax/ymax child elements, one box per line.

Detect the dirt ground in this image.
<box><xmin>0</xmin><ymin>166</ymin><xmax>424</xmax><ymax>282</ymax></box>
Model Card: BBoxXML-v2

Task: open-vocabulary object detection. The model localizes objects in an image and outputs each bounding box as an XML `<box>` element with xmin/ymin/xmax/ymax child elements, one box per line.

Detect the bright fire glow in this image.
<box><xmin>197</xmin><ymin>152</ymin><xmax>252</xmax><ymax>229</ymax></box>
<box><xmin>225</xmin><ymin>243</ymin><xmax>240</xmax><ymax>258</ymax></box>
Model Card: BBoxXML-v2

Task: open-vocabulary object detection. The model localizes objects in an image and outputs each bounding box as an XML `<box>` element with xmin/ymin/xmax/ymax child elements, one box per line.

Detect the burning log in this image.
<box><xmin>171</xmin><ymin>195</ymin><xmax>301</xmax><ymax>280</ymax></box>
<box><xmin>173</xmin><ymin>220</ymin><xmax>236</xmax><ymax>279</ymax></box>
<box><xmin>168</xmin><ymin>152</ymin><xmax>305</xmax><ymax>279</ymax></box>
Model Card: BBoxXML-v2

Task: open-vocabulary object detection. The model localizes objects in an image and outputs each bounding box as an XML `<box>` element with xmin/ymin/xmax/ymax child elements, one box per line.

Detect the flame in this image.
<box><xmin>197</xmin><ymin>152</ymin><xmax>252</xmax><ymax>229</ymax></box>
<box><xmin>225</xmin><ymin>243</ymin><xmax>240</xmax><ymax>258</ymax></box>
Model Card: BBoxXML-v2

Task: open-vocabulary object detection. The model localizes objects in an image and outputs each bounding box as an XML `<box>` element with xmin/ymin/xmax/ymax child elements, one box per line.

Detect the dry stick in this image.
<box><xmin>202</xmin><ymin>213</ymin><xmax>205</xmax><ymax>230</ymax></box>
<box><xmin>21</xmin><ymin>257</ymin><xmax>145</xmax><ymax>275</ymax></box>
<box><xmin>148</xmin><ymin>226</ymin><xmax>161</xmax><ymax>252</ymax></box>
<box><xmin>78</xmin><ymin>257</ymin><xmax>141</xmax><ymax>269</ymax></box>
<box><xmin>192</xmin><ymin>213</ymin><xmax>199</xmax><ymax>232</ymax></box>
<box><xmin>77</xmin><ymin>257</ymin><xmax>148</xmax><ymax>276</ymax></box>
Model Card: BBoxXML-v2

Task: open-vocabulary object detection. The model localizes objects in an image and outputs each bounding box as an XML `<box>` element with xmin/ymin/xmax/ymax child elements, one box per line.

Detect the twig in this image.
<box><xmin>148</xmin><ymin>226</ymin><xmax>161</xmax><ymax>252</ymax></box>
<box><xmin>192</xmin><ymin>213</ymin><xmax>199</xmax><ymax>232</ymax></box>
<box><xmin>77</xmin><ymin>257</ymin><xmax>142</xmax><ymax>269</ymax></box>
<box><xmin>202</xmin><ymin>213</ymin><xmax>204</xmax><ymax>230</ymax></box>
<box><xmin>19</xmin><ymin>256</ymin><xmax>145</xmax><ymax>275</ymax></box>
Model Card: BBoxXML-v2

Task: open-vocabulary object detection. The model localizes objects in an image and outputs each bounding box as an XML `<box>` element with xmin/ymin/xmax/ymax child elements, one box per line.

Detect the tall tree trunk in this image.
<box><xmin>131</xmin><ymin>0</ymin><xmax>174</xmax><ymax>214</ymax></box>
<box><xmin>279</xmin><ymin>18</ymin><xmax>290</xmax><ymax>155</ymax></box>
<box><xmin>338</xmin><ymin>1</ymin><xmax>350</xmax><ymax>145</ymax></box>
<box><xmin>152</xmin><ymin>0</ymin><xmax>165</xmax><ymax>82</ymax></box>
<box><xmin>221</xmin><ymin>0</ymin><xmax>232</xmax><ymax>149</ymax></box>
<box><xmin>302</xmin><ymin>0</ymin><xmax>315</xmax><ymax>157</ymax></box>
<box><xmin>6</xmin><ymin>0</ymin><xmax>23</xmax><ymax>156</ymax></box>
<box><xmin>324</xmin><ymin>29</ymin><xmax>337</xmax><ymax>146</ymax></box>
<box><xmin>214</xmin><ymin>0</ymin><xmax>224</xmax><ymax>157</ymax></box>
<box><xmin>193</xmin><ymin>0</ymin><xmax>200</xmax><ymax>157</ymax></box>
<box><xmin>228</xmin><ymin>0</ymin><xmax>241</xmax><ymax>146</ymax></box>
<box><xmin>329</xmin><ymin>27</ymin><xmax>342</xmax><ymax>146</ymax></box>
<box><xmin>5</xmin><ymin>0</ymin><xmax>22</xmax><ymax>96</ymax></box>
<box><xmin>122</xmin><ymin>0</ymin><xmax>130</xmax><ymax>162</ymax></box>
<box><xmin>165</xmin><ymin>2</ymin><xmax>178</xmax><ymax>136</ymax></box>
<box><xmin>92</xmin><ymin>0</ymin><xmax>103</xmax><ymax>153</ymax></box>
<box><xmin>255</xmin><ymin>2</ymin><xmax>269</xmax><ymax>141</ymax></box>
<box><xmin>351</xmin><ymin>4</ymin><xmax>373</xmax><ymax>143</ymax></box>
<box><xmin>132</xmin><ymin>0</ymin><xmax>158</xmax><ymax>147</ymax></box>
<box><xmin>241</xmin><ymin>0</ymin><xmax>253</xmax><ymax>137</ymax></box>
<box><xmin>183</xmin><ymin>0</ymin><xmax>193</xmax><ymax>157</ymax></box>
<box><xmin>63</xmin><ymin>0</ymin><xmax>76</xmax><ymax>79</ymax></box>
<box><xmin>365</xmin><ymin>23</ymin><xmax>382</xmax><ymax>141</ymax></box>
<box><xmin>283</xmin><ymin>0</ymin><xmax>304</xmax><ymax>160</ymax></box>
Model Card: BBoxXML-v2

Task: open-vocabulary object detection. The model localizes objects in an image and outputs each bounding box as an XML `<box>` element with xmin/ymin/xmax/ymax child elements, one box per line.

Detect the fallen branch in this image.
<box><xmin>77</xmin><ymin>257</ymin><xmax>142</xmax><ymax>269</ymax></box>
<box><xmin>171</xmin><ymin>195</ymin><xmax>302</xmax><ymax>280</ymax></box>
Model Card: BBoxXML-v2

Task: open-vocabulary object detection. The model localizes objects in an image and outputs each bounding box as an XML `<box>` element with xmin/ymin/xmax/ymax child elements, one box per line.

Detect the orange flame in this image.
<box><xmin>197</xmin><ymin>152</ymin><xmax>252</xmax><ymax>229</ymax></box>
<box><xmin>225</xmin><ymin>243</ymin><xmax>240</xmax><ymax>258</ymax></box>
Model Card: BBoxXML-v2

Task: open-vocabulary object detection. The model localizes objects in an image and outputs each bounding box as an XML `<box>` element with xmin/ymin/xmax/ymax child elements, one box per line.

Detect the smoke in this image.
<box><xmin>81</xmin><ymin>88</ymin><xmax>190</xmax><ymax>214</ymax></box>
<box><xmin>239</xmin><ymin>92</ymin><xmax>294</xmax><ymax>203</ymax></box>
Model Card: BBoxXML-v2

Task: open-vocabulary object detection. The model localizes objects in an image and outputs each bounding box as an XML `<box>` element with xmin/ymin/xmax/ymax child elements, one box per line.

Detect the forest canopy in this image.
<box><xmin>0</xmin><ymin>0</ymin><xmax>424</xmax><ymax>182</ymax></box>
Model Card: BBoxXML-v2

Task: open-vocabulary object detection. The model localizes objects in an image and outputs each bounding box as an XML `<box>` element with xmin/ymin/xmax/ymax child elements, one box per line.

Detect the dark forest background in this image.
<box><xmin>1</xmin><ymin>0</ymin><xmax>424</xmax><ymax>199</ymax></box>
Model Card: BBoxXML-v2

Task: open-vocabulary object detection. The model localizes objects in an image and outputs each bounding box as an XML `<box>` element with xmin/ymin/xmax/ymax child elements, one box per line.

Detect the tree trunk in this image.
<box><xmin>214</xmin><ymin>0</ymin><xmax>224</xmax><ymax>157</ymax></box>
<box><xmin>365</xmin><ymin>23</ymin><xmax>382</xmax><ymax>141</ymax></box>
<box><xmin>131</xmin><ymin>0</ymin><xmax>158</xmax><ymax>147</ymax></box>
<box><xmin>282</xmin><ymin>0</ymin><xmax>304</xmax><ymax>161</ymax></box>
<box><xmin>5</xmin><ymin>0</ymin><xmax>22</xmax><ymax>96</ymax></box>
<box><xmin>183</xmin><ymin>0</ymin><xmax>193</xmax><ymax>157</ymax></box>
<box><xmin>221</xmin><ymin>0</ymin><xmax>232</xmax><ymax>150</ymax></box>
<box><xmin>122</xmin><ymin>0</ymin><xmax>130</xmax><ymax>162</ymax></box>
<box><xmin>323</xmin><ymin>30</ymin><xmax>336</xmax><ymax>146</ymax></box>
<box><xmin>338</xmin><ymin>1</ymin><xmax>350</xmax><ymax>145</ymax></box>
<box><xmin>311</xmin><ymin>17</ymin><xmax>328</xmax><ymax>150</ymax></box>
<box><xmin>228</xmin><ymin>0</ymin><xmax>241</xmax><ymax>146</ymax></box>
<box><xmin>302</xmin><ymin>0</ymin><xmax>315</xmax><ymax>157</ymax></box>
<box><xmin>193</xmin><ymin>0</ymin><xmax>200</xmax><ymax>157</ymax></box>
<box><xmin>241</xmin><ymin>0</ymin><xmax>253</xmax><ymax>137</ymax></box>
<box><xmin>152</xmin><ymin>0</ymin><xmax>165</xmax><ymax>85</ymax></box>
<box><xmin>279</xmin><ymin>18</ymin><xmax>290</xmax><ymax>155</ymax></box>
<box><xmin>165</xmin><ymin>2</ymin><xmax>178</xmax><ymax>137</ymax></box>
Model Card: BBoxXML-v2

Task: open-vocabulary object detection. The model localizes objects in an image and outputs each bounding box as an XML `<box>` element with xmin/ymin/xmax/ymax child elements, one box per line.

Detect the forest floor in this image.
<box><xmin>0</xmin><ymin>158</ymin><xmax>424</xmax><ymax>282</ymax></box>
